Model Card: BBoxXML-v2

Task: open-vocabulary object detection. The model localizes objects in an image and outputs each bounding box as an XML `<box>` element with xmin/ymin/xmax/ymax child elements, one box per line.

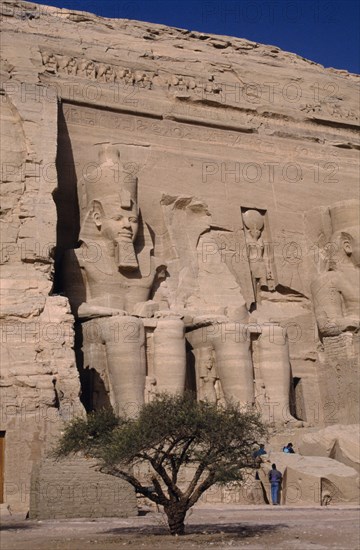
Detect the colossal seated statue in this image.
<box><xmin>311</xmin><ymin>200</ymin><xmax>360</xmax><ymax>337</ymax></box>
<box><xmin>62</xmin><ymin>147</ymin><xmax>301</xmax><ymax>425</ymax></box>
<box><xmin>310</xmin><ymin>199</ymin><xmax>359</xmax><ymax>424</ymax></box>
<box><xmin>160</xmin><ymin>195</ymin><xmax>299</xmax><ymax>425</ymax></box>
<box><xmin>63</xmin><ymin>145</ymin><xmax>186</xmax><ymax>415</ymax></box>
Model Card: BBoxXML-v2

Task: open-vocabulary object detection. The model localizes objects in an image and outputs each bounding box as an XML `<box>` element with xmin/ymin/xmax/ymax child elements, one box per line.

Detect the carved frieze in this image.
<box><xmin>40</xmin><ymin>50</ymin><xmax>223</xmax><ymax>98</ymax></box>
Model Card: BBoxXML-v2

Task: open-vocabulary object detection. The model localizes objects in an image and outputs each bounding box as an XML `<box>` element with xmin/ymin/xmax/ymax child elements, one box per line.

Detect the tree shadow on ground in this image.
<box><xmin>0</xmin><ymin>522</ymin><xmax>35</xmax><ymax>531</ymax></box>
<box><xmin>103</xmin><ymin>521</ymin><xmax>288</xmax><ymax>540</ymax></box>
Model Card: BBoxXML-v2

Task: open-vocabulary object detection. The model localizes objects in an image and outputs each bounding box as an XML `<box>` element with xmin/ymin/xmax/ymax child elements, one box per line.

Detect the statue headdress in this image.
<box><xmin>328</xmin><ymin>199</ymin><xmax>360</xmax><ymax>269</ymax></box>
<box><xmin>242</xmin><ymin>209</ymin><xmax>264</xmax><ymax>232</ymax></box>
<box><xmin>329</xmin><ymin>199</ymin><xmax>359</xmax><ymax>236</ymax></box>
<box><xmin>79</xmin><ymin>142</ymin><xmax>138</xmax><ymax>229</ymax></box>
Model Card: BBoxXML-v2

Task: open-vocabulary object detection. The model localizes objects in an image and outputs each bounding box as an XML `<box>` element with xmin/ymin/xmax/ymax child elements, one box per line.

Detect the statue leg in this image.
<box><xmin>153</xmin><ymin>318</ymin><xmax>186</xmax><ymax>394</ymax></box>
<box><xmin>257</xmin><ymin>324</ymin><xmax>299</xmax><ymax>425</ymax></box>
<box><xmin>102</xmin><ymin>315</ymin><xmax>146</xmax><ymax>416</ymax></box>
<box><xmin>213</xmin><ymin>323</ymin><xmax>254</xmax><ymax>407</ymax></box>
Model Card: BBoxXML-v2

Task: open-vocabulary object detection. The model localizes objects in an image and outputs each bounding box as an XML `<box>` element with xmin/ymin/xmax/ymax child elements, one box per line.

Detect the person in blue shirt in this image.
<box><xmin>253</xmin><ymin>443</ymin><xmax>267</xmax><ymax>459</ymax></box>
<box><xmin>268</xmin><ymin>463</ymin><xmax>282</xmax><ymax>505</ymax></box>
<box><xmin>283</xmin><ymin>442</ymin><xmax>295</xmax><ymax>454</ymax></box>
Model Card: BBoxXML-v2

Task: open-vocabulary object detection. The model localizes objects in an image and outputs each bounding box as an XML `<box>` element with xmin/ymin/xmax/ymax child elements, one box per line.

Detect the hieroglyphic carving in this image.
<box><xmin>62</xmin><ymin>104</ymin><xmax>244</xmax><ymax>147</ymax></box>
<box><xmin>166</xmin><ymin>73</ymin><xmax>222</xmax><ymax>96</ymax></box>
<box><xmin>300</xmin><ymin>102</ymin><xmax>360</xmax><ymax>123</ymax></box>
<box><xmin>41</xmin><ymin>51</ymin><xmax>154</xmax><ymax>88</ymax></box>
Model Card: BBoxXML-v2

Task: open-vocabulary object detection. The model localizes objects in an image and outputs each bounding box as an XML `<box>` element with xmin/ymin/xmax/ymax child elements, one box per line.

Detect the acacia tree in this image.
<box><xmin>54</xmin><ymin>393</ymin><xmax>267</xmax><ymax>535</ymax></box>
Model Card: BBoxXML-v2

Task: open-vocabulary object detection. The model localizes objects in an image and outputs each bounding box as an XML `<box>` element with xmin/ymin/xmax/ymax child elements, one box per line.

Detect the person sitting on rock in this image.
<box><xmin>283</xmin><ymin>442</ymin><xmax>295</xmax><ymax>454</ymax></box>
<box><xmin>253</xmin><ymin>443</ymin><xmax>267</xmax><ymax>458</ymax></box>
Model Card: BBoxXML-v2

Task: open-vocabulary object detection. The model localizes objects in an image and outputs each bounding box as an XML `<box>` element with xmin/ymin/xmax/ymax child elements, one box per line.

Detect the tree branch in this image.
<box><xmin>158</xmin><ymin>435</ymin><xmax>188</xmax><ymax>467</ymax></box>
<box><xmin>183</xmin><ymin>460</ymin><xmax>207</xmax><ymax>500</ymax></box>
<box><xmin>142</xmin><ymin>452</ymin><xmax>183</xmax><ymax>500</ymax></box>
<box><xmin>99</xmin><ymin>465</ymin><xmax>165</xmax><ymax>505</ymax></box>
<box><xmin>187</xmin><ymin>471</ymin><xmax>216</xmax><ymax>508</ymax></box>
<box><xmin>151</xmin><ymin>475</ymin><xmax>168</xmax><ymax>506</ymax></box>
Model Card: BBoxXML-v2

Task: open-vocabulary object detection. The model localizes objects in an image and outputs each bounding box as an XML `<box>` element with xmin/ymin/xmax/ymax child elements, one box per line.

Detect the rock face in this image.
<box><xmin>0</xmin><ymin>1</ymin><xmax>359</xmax><ymax>513</ymax></box>
<box><xmin>260</xmin><ymin>453</ymin><xmax>359</xmax><ymax>506</ymax></box>
<box><xmin>297</xmin><ymin>425</ymin><xmax>360</xmax><ymax>473</ymax></box>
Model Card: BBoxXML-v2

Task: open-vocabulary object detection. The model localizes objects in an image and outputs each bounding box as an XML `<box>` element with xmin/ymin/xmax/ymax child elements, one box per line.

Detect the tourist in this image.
<box><xmin>283</xmin><ymin>442</ymin><xmax>295</xmax><ymax>454</ymax></box>
<box><xmin>253</xmin><ymin>443</ymin><xmax>267</xmax><ymax>458</ymax></box>
<box><xmin>268</xmin><ymin>463</ymin><xmax>282</xmax><ymax>505</ymax></box>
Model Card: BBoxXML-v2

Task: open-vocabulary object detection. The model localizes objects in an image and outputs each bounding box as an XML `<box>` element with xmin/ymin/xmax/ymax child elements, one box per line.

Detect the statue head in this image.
<box><xmin>92</xmin><ymin>199</ymin><xmax>139</xmax><ymax>243</ymax></box>
<box><xmin>336</xmin><ymin>229</ymin><xmax>360</xmax><ymax>268</ymax></box>
<box><xmin>329</xmin><ymin>200</ymin><xmax>360</xmax><ymax>270</ymax></box>
<box><xmin>243</xmin><ymin>209</ymin><xmax>264</xmax><ymax>240</ymax></box>
<box><xmin>85</xmin><ymin>196</ymin><xmax>139</xmax><ymax>271</ymax></box>
<box><xmin>80</xmin><ymin>144</ymin><xmax>141</xmax><ymax>271</ymax></box>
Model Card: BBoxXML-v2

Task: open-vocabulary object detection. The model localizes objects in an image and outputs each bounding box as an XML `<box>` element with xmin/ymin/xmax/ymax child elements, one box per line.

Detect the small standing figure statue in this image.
<box><xmin>198</xmin><ymin>349</ymin><xmax>218</xmax><ymax>403</ymax></box>
<box><xmin>243</xmin><ymin>209</ymin><xmax>275</xmax><ymax>304</ymax></box>
<box><xmin>145</xmin><ymin>376</ymin><xmax>157</xmax><ymax>403</ymax></box>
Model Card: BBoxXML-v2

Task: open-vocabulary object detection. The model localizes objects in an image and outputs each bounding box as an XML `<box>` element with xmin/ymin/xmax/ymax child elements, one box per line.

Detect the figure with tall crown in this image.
<box><xmin>311</xmin><ymin>199</ymin><xmax>360</xmax><ymax>424</ymax></box>
<box><xmin>311</xmin><ymin>200</ymin><xmax>360</xmax><ymax>337</ymax></box>
<box><xmin>63</xmin><ymin>144</ymin><xmax>186</xmax><ymax>416</ymax></box>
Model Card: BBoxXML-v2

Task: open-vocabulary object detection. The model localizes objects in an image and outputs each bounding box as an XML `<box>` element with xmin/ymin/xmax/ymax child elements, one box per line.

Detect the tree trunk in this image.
<box><xmin>164</xmin><ymin>504</ymin><xmax>187</xmax><ymax>536</ymax></box>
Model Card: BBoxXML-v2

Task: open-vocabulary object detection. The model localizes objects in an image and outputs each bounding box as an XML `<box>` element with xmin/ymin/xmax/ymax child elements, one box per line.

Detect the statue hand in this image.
<box><xmin>132</xmin><ymin>300</ymin><xmax>159</xmax><ymax>318</ymax></box>
<box><xmin>339</xmin><ymin>316</ymin><xmax>360</xmax><ymax>333</ymax></box>
<box><xmin>320</xmin><ymin>316</ymin><xmax>360</xmax><ymax>336</ymax></box>
<box><xmin>110</xmin><ymin>309</ymin><xmax>128</xmax><ymax>317</ymax></box>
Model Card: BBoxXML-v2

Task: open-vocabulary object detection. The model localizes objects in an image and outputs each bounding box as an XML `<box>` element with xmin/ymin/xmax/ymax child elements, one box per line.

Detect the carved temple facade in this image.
<box><xmin>0</xmin><ymin>1</ymin><xmax>359</xmax><ymax>514</ymax></box>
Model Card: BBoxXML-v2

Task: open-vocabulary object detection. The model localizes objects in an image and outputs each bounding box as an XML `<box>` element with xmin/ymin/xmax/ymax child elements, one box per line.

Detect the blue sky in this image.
<box><xmin>32</xmin><ymin>0</ymin><xmax>359</xmax><ymax>73</ymax></box>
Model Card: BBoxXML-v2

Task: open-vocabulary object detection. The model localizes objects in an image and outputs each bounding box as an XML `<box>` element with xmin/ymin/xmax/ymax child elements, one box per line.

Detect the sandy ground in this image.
<box><xmin>1</xmin><ymin>505</ymin><xmax>359</xmax><ymax>550</ymax></box>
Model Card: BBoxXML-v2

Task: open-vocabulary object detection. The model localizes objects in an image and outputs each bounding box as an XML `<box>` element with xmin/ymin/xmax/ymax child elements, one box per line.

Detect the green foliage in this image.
<box><xmin>54</xmin><ymin>407</ymin><xmax>119</xmax><ymax>459</ymax></box>
<box><xmin>54</xmin><ymin>393</ymin><xmax>267</xmax><ymax>535</ymax></box>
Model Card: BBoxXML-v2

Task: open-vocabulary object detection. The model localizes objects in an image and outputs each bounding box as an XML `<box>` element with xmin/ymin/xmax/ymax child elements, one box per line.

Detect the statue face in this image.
<box><xmin>100</xmin><ymin>209</ymin><xmax>139</xmax><ymax>243</ymax></box>
<box><xmin>102</xmin><ymin>213</ymin><xmax>139</xmax><ymax>243</ymax></box>
<box><xmin>249</xmin><ymin>229</ymin><xmax>261</xmax><ymax>239</ymax></box>
<box><xmin>352</xmin><ymin>240</ymin><xmax>360</xmax><ymax>267</ymax></box>
<box><xmin>344</xmin><ymin>234</ymin><xmax>360</xmax><ymax>267</ymax></box>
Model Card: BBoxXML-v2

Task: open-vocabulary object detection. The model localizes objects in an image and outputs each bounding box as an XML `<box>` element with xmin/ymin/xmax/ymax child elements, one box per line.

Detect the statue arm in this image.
<box><xmin>63</xmin><ymin>250</ymin><xmax>127</xmax><ymax>319</ymax></box>
<box><xmin>311</xmin><ymin>273</ymin><xmax>359</xmax><ymax>336</ymax></box>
